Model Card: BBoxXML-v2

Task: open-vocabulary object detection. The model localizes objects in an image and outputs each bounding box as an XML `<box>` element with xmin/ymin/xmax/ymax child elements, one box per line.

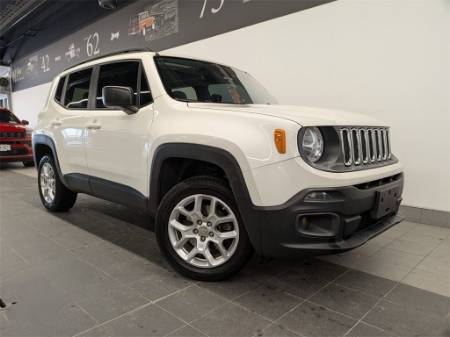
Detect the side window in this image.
<box><xmin>54</xmin><ymin>76</ymin><xmax>66</xmax><ymax>103</ymax></box>
<box><xmin>96</xmin><ymin>62</ymin><xmax>139</xmax><ymax>109</ymax></box>
<box><xmin>65</xmin><ymin>69</ymin><xmax>92</xmax><ymax>109</ymax></box>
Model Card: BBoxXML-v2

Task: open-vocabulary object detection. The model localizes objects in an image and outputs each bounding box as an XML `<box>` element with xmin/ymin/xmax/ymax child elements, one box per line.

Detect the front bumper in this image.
<box><xmin>244</xmin><ymin>173</ymin><xmax>404</xmax><ymax>257</ymax></box>
<box><xmin>0</xmin><ymin>140</ymin><xmax>33</xmax><ymax>163</ymax></box>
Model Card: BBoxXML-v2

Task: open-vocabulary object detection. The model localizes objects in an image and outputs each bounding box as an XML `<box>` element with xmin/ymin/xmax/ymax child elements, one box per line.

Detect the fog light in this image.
<box><xmin>296</xmin><ymin>213</ymin><xmax>340</xmax><ymax>237</ymax></box>
<box><xmin>304</xmin><ymin>191</ymin><xmax>343</xmax><ymax>202</ymax></box>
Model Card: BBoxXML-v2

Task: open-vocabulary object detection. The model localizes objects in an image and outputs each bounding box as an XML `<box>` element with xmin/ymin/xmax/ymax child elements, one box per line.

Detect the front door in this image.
<box><xmin>84</xmin><ymin>60</ymin><xmax>154</xmax><ymax>196</ymax></box>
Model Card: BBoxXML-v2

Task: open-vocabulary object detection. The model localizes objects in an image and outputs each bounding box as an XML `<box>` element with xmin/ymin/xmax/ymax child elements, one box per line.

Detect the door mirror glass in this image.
<box><xmin>21</xmin><ymin>119</ymin><xmax>29</xmax><ymax>125</ymax></box>
<box><xmin>102</xmin><ymin>86</ymin><xmax>138</xmax><ymax>114</ymax></box>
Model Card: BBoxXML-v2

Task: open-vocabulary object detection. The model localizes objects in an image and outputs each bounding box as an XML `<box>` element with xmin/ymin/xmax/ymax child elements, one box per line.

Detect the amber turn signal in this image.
<box><xmin>274</xmin><ymin>129</ymin><xmax>286</xmax><ymax>154</ymax></box>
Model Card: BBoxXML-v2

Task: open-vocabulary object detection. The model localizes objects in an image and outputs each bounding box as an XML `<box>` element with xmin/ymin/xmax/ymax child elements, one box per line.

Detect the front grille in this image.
<box><xmin>0</xmin><ymin>131</ymin><xmax>26</xmax><ymax>139</ymax></box>
<box><xmin>339</xmin><ymin>127</ymin><xmax>391</xmax><ymax>167</ymax></box>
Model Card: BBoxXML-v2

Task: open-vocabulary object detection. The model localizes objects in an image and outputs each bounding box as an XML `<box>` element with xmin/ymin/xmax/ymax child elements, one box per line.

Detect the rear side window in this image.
<box><xmin>54</xmin><ymin>76</ymin><xmax>66</xmax><ymax>103</ymax></box>
<box><xmin>96</xmin><ymin>61</ymin><xmax>152</xmax><ymax>108</ymax></box>
<box><xmin>65</xmin><ymin>69</ymin><xmax>93</xmax><ymax>109</ymax></box>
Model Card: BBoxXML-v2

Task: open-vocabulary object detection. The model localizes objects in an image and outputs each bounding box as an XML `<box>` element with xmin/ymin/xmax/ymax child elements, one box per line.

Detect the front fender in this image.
<box><xmin>148</xmin><ymin>143</ymin><xmax>263</xmax><ymax>252</ymax></box>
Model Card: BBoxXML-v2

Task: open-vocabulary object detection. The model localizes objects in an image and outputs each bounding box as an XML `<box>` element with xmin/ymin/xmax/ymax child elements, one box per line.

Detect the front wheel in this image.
<box><xmin>155</xmin><ymin>176</ymin><xmax>253</xmax><ymax>281</ymax></box>
<box><xmin>38</xmin><ymin>155</ymin><xmax>77</xmax><ymax>212</ymax></box>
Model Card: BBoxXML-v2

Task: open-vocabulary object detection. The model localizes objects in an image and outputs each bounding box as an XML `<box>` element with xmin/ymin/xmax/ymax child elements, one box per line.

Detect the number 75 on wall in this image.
<box><xmin>199</xmin><ymin>0</ymin><xmax>253</xmax><ymax>18</ymax></box>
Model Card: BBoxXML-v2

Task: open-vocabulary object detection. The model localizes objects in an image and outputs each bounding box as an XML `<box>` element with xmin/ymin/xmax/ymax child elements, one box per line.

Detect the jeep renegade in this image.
<box><xmin>33</xmin><ymin>50</ymin><xmax>404</xmax><ymax>280</ymax></box>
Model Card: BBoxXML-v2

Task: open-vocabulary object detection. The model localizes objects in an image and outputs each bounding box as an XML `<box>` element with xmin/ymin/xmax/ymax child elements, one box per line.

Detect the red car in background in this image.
<box><xmin>0</xmin><ymin>108</ymin><xmax>34</xmax><ymax>167</ymax></box>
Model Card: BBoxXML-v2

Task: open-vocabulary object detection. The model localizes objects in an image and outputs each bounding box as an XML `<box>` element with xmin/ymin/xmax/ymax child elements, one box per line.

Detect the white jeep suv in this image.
<box><xmin>33</xmin><ymin>50</ymin><xmax>404</xmax><ymax>280</ymax></box>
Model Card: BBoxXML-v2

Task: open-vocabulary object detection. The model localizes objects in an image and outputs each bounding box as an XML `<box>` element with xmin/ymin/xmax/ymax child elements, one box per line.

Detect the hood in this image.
<box><xmin>187</xmin><ymin>103</ymin><xmax>385</xmax><ymax>127</ymax></box>
<box><xmin>0</xmin><ymin>122</ymin><xmax>27</xmax><ymax>132</ymax></box>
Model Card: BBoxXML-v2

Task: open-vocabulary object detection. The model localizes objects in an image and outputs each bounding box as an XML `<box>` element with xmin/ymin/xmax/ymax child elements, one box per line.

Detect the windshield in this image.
<box><xmin>155</xmin><ymin>56</ymin><xmax>277</xmax><ymax>105</ymax></box>
<box><xmin>0</xmin><ymin>110</ymin><xmax>19</xmax><ymax>124</ymax></box>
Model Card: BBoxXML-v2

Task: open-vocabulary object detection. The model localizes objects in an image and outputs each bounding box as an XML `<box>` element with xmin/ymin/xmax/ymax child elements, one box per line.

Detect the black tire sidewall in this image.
<box><xmin>156</xmin><ymin>177</ymin><xmax>253</xmax><ymax>281</ymax></box>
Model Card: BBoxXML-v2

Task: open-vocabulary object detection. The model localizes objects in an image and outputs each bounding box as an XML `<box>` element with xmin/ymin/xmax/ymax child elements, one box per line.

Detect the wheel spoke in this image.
<box><xmin>204</xmin><ymin>248</ymin><xmax>216</xmax><ymax>266</ymax></box>
<box><xmin>208</xmin><ymin>198</ymin><xmax>217</xmax><ymax>217</ymax></box>
<box><xmin>185</xmin><ymin>248</ymin><xmax>198</xmax><ymax>262</ymax></box>
<box><xmin>192</xmin><ymin>195</ymin><xmax>203</xmax><ymax>216</ymax></box>
<box><xmin>174</xmin><ymin>236</ymin><xmax>189</xmax><ymax>249</ymax></box>
<box><xmin>169</xmin><ymin>219</ymin><xmax>191</xmax><ymax>233</ymax></box>
<box><xmin>217</xmin><ymin>230</ymin><xmax>238</xmax><ymax>240</ymax></box>
<box><xmin>215</xmin><ymin>216</ymin><xmax>235</xmax><ymax>225</ymax></box>
<box><xmin>213</xmin><ymin>240</ymin><xmax>228</xmax><ymax>258</ymax></box>
<box><xmin>176</xmin><ymin>206</ymin><xmax>192</xmax><ymax>218</ymax></box>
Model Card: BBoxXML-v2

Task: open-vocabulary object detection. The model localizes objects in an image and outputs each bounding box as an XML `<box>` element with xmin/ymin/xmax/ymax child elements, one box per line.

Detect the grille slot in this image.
<box><xmin>0</xmin><ymin>132</ymin><xmax>26</xmax><ymax>138</ymax></box>
<box><xmin>340</xmin><ymin>127</ymin><xmax>391</xmax><ymax>167</ymax></box>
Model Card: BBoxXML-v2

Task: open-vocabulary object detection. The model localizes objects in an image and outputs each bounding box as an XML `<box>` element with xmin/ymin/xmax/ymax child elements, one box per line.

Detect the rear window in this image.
<box><xmin>65</xmin><ymin>68</ymin><xmax>93</xmax><ymax>109</ymax></box>
<box><xmin>54</xmin><ymin>76</ymin><xmax>66</xmax><ymax>103</ymax></box>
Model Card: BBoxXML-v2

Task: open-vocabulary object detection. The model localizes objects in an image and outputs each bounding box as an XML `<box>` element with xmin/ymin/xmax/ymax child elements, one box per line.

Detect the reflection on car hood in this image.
<box><xmin>0</xmin><ymin>122</ymin><xmax>26</xmax><ymax>132</ymax></box>
<box><xmin>187</xmin><ymin>103</ymin><xmax>385</xmax><ymax>127</ymax></box>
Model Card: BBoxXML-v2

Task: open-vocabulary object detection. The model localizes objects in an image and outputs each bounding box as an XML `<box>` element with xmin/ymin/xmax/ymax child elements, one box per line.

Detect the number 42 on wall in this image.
<box><xmin>199</xmin><ymin>0</ymin><xmax>253</xmax><ymax>18</ymax></box>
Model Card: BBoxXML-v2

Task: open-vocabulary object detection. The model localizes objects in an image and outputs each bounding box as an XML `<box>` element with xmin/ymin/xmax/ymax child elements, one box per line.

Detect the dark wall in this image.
<box><xmin>11</xmin><ymin>0</ymin><xmax>336</xmax><ymax>91</ymax></box>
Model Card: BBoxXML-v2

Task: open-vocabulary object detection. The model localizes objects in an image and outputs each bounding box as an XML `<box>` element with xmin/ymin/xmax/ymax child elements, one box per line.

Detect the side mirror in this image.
<box><xmin>21</xmin><ymin>120</ymin><xmax>29</xmax><ymax>125</ymax></box>
<box><xmin>102</xmin><ymin>86</ymin><xmax>138</xmax><ymax>114</ymax></box>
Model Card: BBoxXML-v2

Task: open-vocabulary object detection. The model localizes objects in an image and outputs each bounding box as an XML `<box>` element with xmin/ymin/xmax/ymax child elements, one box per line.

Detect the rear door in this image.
<box><xmin>51</xmin><ymin>69</ymin><xmax>92</xmax><ymax>176</ymax></box>
<box><xmin>84</xmin><ymin>60</ymin><xmax>154</xmax><ymax>196</ymax></box>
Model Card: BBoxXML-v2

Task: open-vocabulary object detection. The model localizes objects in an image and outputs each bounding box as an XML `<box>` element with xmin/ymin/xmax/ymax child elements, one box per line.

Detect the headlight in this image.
<box><xmin>301</xmin><ymin>127</ymin><xmax>324</xmax><ymax>163</ymax></box>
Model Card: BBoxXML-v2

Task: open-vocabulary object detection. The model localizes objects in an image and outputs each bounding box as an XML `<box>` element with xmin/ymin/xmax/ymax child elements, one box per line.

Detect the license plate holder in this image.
<box><xmin>371</xmin><ymin>185</ymin><xmax>401</xmax><ymax>219</ymax></box>
<box><xmin>0</xmin><ymin>144</ymin><xmax>11</xmax><ymax>152</ymax></box>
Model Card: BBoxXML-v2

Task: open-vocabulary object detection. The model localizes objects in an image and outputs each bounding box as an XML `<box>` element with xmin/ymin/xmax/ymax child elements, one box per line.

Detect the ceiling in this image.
<box><xmin>0</xmin><ymin>0</ymin><xmax>131</xmax><ymax>65</ymax></box>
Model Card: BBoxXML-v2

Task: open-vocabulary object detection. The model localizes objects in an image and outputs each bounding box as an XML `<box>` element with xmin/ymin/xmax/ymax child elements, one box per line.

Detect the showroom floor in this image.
<box><xmin>1</xmin><ymin>164</ymin><xmax>449</xmax><ymax>337</ymax></box>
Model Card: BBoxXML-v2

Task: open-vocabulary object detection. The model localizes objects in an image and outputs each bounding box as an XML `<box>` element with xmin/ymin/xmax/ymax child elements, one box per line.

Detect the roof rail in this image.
<box><xmin>63</xmin><ymin>48</ymin><xmax>156</xmax><ymax>72</ymax></box>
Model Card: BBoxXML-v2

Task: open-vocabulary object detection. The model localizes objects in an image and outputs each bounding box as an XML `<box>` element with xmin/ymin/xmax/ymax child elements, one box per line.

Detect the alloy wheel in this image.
<box><xmin>168</xmin><ymin>194</ymin><xmax>239</xmax><ymax>268</ymax></box>
<box><xmin>40</xmin><ymin>162</ymin><xmax>56</xmax><ymax>204</ymax></box>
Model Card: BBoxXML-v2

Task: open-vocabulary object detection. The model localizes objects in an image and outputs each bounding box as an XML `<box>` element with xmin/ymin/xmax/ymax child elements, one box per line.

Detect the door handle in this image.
<box><xmin>87</xmin><ymin>123</ymin><xmax>101</xmax><ymax>130</ymax></box>
<box><xmin>51</xmin><ymin>120</ymin><xmax>62</xmax><ymax>127</ymax></box>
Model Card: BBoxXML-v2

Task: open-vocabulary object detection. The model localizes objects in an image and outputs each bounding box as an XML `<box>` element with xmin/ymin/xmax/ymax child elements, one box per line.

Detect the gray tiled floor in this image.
<box><xmin>1</xmin><ymin>165</ymin><xmax>449</xmax><ymax>337</ymax></box>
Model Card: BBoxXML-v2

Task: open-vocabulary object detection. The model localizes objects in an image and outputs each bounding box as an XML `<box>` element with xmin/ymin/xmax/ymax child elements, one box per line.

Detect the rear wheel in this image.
<box><xmin>38</xmin><ymin>155</ymin><xmax>77</xmax><ymax>212</ymax></box>
<box><xmin>155</xmin><ymin>176</ymin><xmax>253</xmax><ymax>281</ymax></box>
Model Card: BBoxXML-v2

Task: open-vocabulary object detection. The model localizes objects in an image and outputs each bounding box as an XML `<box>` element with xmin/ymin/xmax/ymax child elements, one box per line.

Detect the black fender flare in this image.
<box><xmin>32</xmin><ymin>134</ymin><xmax>69</xmax><ymax>188</ymax></box>
<box><xmin>149</xmin><ymin>143</ymin><xmax>262</xmax><ymax>252</ymax></box>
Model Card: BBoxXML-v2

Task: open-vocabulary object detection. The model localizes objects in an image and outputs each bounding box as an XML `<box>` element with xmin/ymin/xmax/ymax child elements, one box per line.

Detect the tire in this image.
<box><xmin>38</xmin><ymin>155</ymin><xmax>77</xmax><ymax>212</ymax></box>
<box><xmin>155</xmin><ymin>176</ymin><xmax>253</xmax><ymax>281</ymax></box>
<box><xmin>23</xmin><ymin>160</ymin><xmax>34</xmax><ymax>167</ymax></box>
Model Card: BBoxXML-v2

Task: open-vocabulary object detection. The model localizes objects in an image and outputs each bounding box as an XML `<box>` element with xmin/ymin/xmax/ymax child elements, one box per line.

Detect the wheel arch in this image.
<box><xmin>32</xmin><ymin>134</ymin><xmax>68</xmax><ymax>187</ymax></box>
<box><xmin>149</xmin><ymin>143</ymin><xmax>262</xmax><ymax>253</ymax></box>
<box><xmin>149</xmin><ymin>143</ymin><xmax>254</xmax><ymax>213</ymax></box>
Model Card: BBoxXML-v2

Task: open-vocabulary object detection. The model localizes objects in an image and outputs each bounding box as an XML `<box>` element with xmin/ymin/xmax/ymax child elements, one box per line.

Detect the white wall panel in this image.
<box><xmin>11</xmin><ymin>82</ymin><xmax>51</xmax><ymax>126</ymax></box>
<box><xmin>11</xmin><ymin>0</ymin><xmax>450</xmax><ymax>211</ymax></box>
<box><xmin>167</xmin><ymin>0</ymin><xmax>450</xmax><ymax>212</ymax></box>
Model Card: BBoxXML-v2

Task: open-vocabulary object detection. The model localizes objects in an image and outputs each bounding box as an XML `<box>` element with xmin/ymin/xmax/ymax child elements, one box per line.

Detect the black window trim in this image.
<box><xmin>55</xmin><ymin>58</ymin><xmax>153</xmax><ymax>111</ymax></box>
<box><xmin>62</xmin><ymin>67</ymin><xmax>95</xmax><ymax>110</ymax></box>
<box><xmin>90</xmin><ymin>58</ymin><xmax>153</xmax><ymax>111</ymax></box>
<box><xmin>53</xmin><ymin>75</ymin><xmax>68</xmax><ymax>107</ymax></box>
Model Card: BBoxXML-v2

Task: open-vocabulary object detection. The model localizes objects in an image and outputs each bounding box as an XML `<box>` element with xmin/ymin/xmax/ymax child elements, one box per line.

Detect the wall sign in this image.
<box><xmin>11</xmin><ymin>0</ymin><xmax>336</xmax><ymax>91</ymax></box>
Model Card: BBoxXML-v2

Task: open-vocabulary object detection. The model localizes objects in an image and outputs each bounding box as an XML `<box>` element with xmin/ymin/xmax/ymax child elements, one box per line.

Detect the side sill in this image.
<box><xmin>64</xmin><ymin>173</ymin><xmax>148</xmax><ymax>210</ymax></box>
